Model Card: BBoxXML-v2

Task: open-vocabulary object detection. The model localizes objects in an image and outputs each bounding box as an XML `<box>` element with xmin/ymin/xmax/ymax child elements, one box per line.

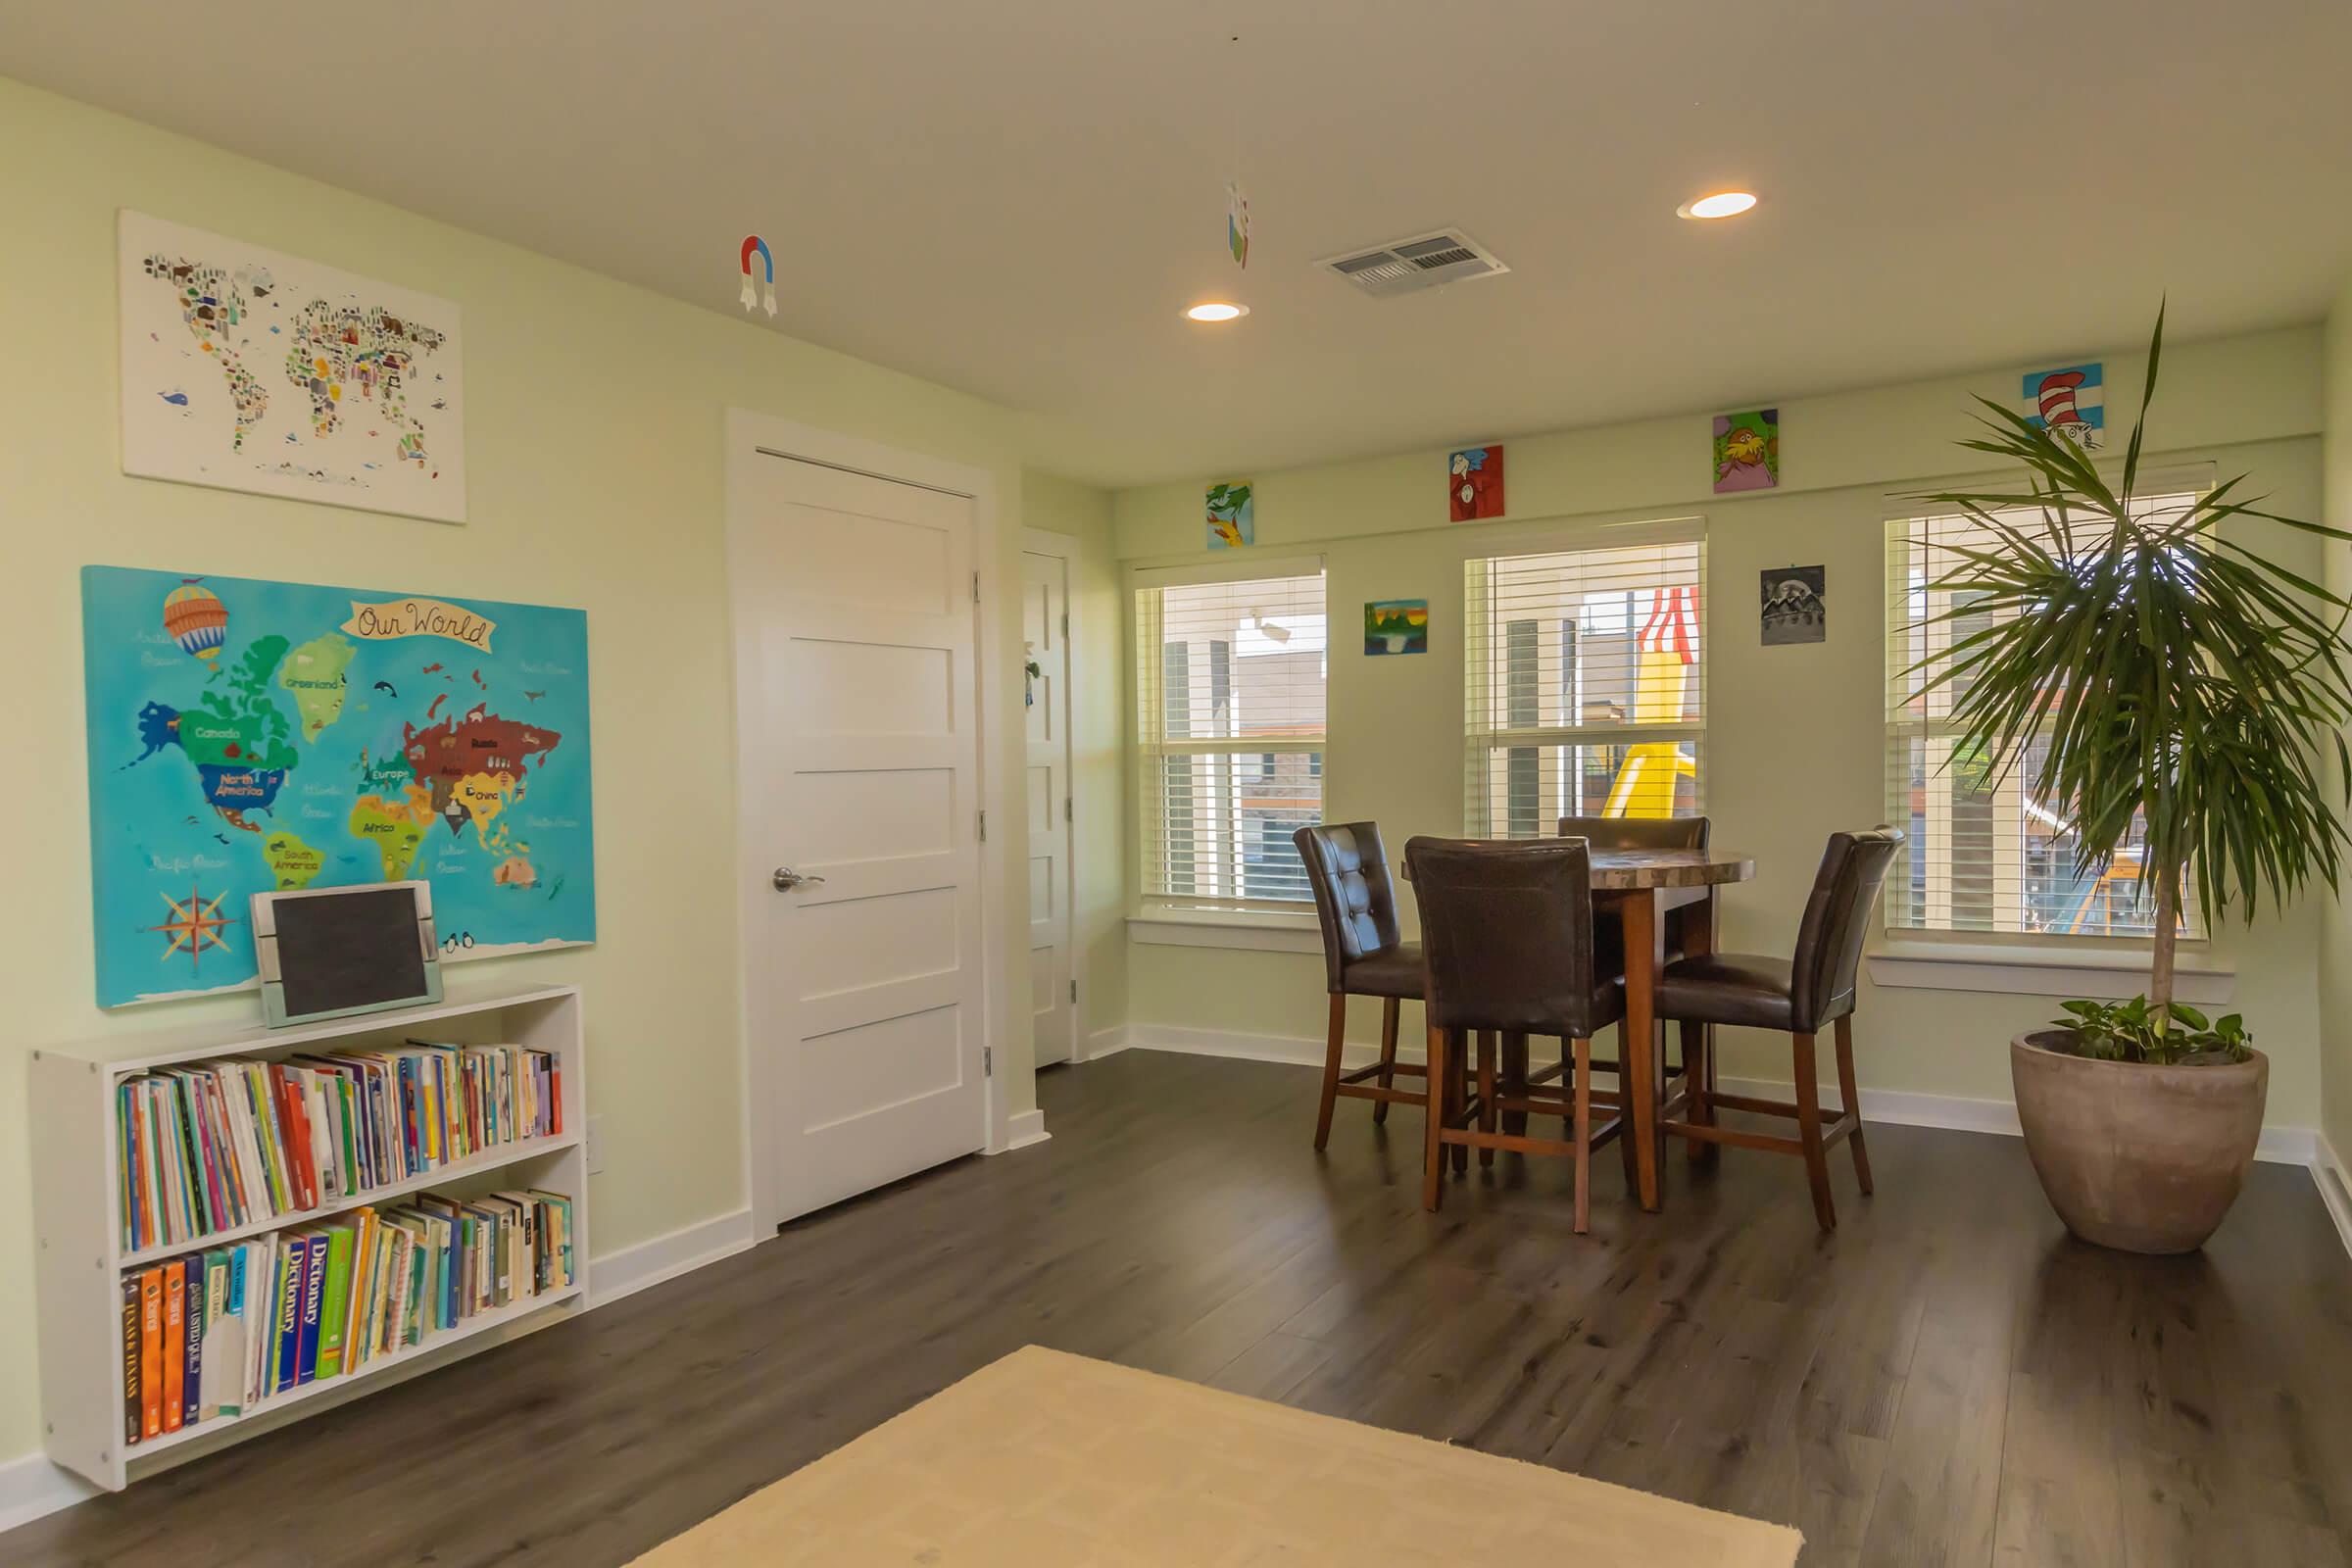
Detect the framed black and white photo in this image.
<box><xmin>1760</xmin><ymin>565</ymin><xmax>1826</xmax><ymax>645</ymax></box>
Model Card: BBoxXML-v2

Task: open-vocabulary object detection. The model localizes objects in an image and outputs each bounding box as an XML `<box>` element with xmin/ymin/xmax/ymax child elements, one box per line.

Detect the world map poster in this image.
<box><xmin>119</xmin><ymin>211</ymin><xmax>467</xmax><ymax>523</ymax></box>
<box><xmin>81</xmin><ymin>566</ymin><xmax>595</xmax><ymax>1007</ymax></box>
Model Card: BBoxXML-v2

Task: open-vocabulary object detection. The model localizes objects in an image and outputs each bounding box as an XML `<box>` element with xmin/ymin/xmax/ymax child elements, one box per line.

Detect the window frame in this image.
<box><xmin>1130</xmin><ymin>555</ymin><xmax>1328</xmax><ymax>925</ymax></box>
<box><xmin>1460</xmin><ymin>517</ymin><xmax>1709</xmax><ymax>838</ymax></box>
<box><xmin>1881</xmin><ymin>469</ymin><xmax>2215</xmax><ymax>948</ymax></box>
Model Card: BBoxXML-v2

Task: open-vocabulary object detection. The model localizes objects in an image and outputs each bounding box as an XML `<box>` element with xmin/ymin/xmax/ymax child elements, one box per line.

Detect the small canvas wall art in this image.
<box><xmin>2022</xmin><ymin>363</ymin><xmax>2104</xmax><ymax>451</ymax></box>
<box><xmin>1206</xmin><ymin>481</ymin><xmax>1254</xmax><ymax>549</ymax></box>
<box><xmin>1448</xmin><ymin>445</ymin><xmax>1505</xmax><ymax>521</ymax></box>
<box><xmin>1712</xmin><ymin>409</ymin><xmax>1780</xmax><ymax>494</ymax></box>
<box><xmin>1760</xmin><ymin>565</ymin><xmax>1826</xmax><ymax>646</ymax></box>
<box><xmin>120</xmin><ymin>212</ymin><xmax>467</xmax><ymax>524</ymax></box>
<box><xmin>1364</xmin><ymin>600</ymin><xmax>1429</xmax><ymax>656</ymax></box>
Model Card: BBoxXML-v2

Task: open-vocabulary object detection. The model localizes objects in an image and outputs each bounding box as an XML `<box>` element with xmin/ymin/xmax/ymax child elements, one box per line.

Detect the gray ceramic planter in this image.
<box><xmin>2010</xmin><ymin>1032</ymin><xmax>2268</xmax><ymax>1254</ymax></box>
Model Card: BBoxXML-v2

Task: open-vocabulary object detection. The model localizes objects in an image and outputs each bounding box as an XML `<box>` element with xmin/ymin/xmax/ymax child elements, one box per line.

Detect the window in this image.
<box><xmin>1463</xmin><ymin>525</ymin><xmax>1706</xmax><ymax>836</ymax></box>
<box><xmin>1885</xmin><ymin>493</ymin><xmax>2201</xmax><ymax>939</ymax></box>
<box><xmin>1135</xmin><ymin>564</ymin><xmax>1327</xmax><ymax>909</ymax></box>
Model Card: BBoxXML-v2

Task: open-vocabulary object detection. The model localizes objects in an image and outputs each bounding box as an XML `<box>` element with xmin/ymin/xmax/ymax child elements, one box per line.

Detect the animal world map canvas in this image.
<box><xmin>81</xmin><ymin>566</ymin><xmax>595</xmax><ymax>1006</ymax></box>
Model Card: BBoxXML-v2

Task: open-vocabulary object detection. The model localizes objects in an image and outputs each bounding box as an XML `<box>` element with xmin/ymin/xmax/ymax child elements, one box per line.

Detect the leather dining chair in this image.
<box><xmin>1557</xmin><ymin>815</ymin><xmax>1711</xmax><ymax>1142</ymax></box>
<box><xmin>1654</xmin><ymin>828</ymin><xmax>1903</xmax><ymax>1230</ymax></box>
<box><xmin>1294</xmin><ymin>822</ymin><xmax>1426</xmax><ymax>1149</ymax></box>
<box><xmin>1405</xmin><ymin>836</ymin><xmax>1628</xmax><ymax>1230</ymax></box>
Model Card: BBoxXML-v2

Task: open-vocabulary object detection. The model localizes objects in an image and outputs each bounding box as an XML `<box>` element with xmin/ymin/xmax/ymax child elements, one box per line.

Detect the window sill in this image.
<box><xmin>1867</xmin><ymin>941</ymin><xmax>2233</xmax><ymax>1004</ymax></box>
<box><xmin>1128</xmin><ymin>910</ymin><xmax>1323</xmax><ymax>955</ymax></box>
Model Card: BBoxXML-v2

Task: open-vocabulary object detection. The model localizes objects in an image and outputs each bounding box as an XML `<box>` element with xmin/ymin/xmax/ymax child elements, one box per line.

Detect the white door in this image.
<box><xmin>1022</xmin><ymin>549</ymin><xmax>1075</xmax><ymax>1067</ymax></box>
<box><xmin>737</xmin><ymin>453</ymin><xmax>988</xmax><ymax>1223</ymax></box>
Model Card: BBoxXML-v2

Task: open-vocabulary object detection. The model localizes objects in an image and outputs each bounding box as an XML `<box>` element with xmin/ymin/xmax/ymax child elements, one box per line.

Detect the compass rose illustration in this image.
<box><xmin>147</xmin><ymin>881</ymin><xmax>237</xmax><ymax>972</ymax></box>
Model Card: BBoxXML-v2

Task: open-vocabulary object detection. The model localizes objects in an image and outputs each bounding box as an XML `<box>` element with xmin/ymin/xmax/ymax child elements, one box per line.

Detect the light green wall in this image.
<box><xmin>1113</xmin><ymin>328</ymin><xmax>2329</xmax><ymax>1123</ymax></box>
<box><xmin>2323</xmin><ymin>279</ymin><xmax>2352</xmax><ymax>1166</ymax></box>
<box><xmin>0</xmin><ymin>77</ymin><xmax>1115</xmax><ymax>1460</ymax></box>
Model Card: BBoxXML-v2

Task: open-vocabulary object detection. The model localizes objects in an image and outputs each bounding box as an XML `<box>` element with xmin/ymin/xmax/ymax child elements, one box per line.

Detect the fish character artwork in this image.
<box><xmin>1447</xmin><ymin>445</ymin><xmax>1505</xmax><ymax>521</ymax></box>
<box><xmin>1712</xmin><ymin>409</ymin><xmax>1781</xmax><ymax>494</ymax></box>
<box><xmin>1206</xmin><ymin>480</ymin><xmax>1254</xmax><ymax>549</ymax></box>
<box><xmin>739</xmin><ymin>234</ymin><xmax>777</xmax><ymax>318</ymax></box>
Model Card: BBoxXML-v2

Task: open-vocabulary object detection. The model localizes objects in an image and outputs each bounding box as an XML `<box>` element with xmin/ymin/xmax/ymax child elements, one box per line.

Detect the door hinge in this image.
<box><xmin>977</xmin><ymin>809</ymin><xmax>987</xmax><ymax>843</ymax></box>
<box><xmin>972</xmin><ymin>570</ymin><xmax>981</xmax><ymax>605</ymax></box>
<box><xmin>1064</xmin><ymin>794</ymin><xmax>1073</xmax><ymax>823</ymax></box>
<box><xmin>983</xmin><ymin>1046</ymin><xmax>994</xmax><ymax>1077</ymax></box>
<box><xmin>1069</xmin><ymin>979</ymin><xmax>1078</xmax><ymax>1004</ymax></box>
<box><xmin>1060</xmin><ymin>612</ymin><xmax>1069</xmax><ymax>639</ymax></box>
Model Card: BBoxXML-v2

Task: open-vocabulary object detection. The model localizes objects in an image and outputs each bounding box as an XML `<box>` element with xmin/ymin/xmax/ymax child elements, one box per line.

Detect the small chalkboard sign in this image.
<box><xmin>252</xmin><ymin>881</ymin><xmax>442</xmax><ymax>1027</ymax></box>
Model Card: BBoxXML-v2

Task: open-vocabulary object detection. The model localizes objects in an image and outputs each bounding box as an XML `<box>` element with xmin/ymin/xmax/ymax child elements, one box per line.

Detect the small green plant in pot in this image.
<box><xmin>1904</xmin><ymin>307</ymin><xmax>2352</xmax><ymax>1252</ymax></box>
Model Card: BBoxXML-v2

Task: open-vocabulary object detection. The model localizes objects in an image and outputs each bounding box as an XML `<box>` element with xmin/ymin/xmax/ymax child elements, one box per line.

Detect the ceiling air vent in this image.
<box><xmin>1317</xmin><ymin>228</ymin><xmax>1509</xmax><ymax>300</ymax></box>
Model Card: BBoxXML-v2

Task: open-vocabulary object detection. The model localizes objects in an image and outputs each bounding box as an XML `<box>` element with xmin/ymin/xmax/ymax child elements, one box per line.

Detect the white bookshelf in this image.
<box><xmin>30</xmin><ymin>984</ymin><xmax>590</xmax><ymax>1491</ymax></box>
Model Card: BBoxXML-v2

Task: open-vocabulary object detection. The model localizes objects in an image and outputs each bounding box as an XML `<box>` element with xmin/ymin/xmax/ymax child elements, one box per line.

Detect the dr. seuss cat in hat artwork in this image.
<box><xmin>2021</xmin><ymin>363</ymin><xmax>2104</xmax><ymax>451</ymax></box>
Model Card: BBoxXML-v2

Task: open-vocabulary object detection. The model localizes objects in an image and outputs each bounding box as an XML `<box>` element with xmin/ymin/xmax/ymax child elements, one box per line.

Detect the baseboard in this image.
<box><xmin>1120</xmin><ymin>1025</ymin><xmax>2322</xmax><ymax>1165</ymax></box>
<box><xmin>996</xmin><ymin>1107</ymin><xmax>1051</xmax><ymax>1152</ymax></box>
<box><xmin>1075</xmin><ymin>1025</ymin><xmax>1133</xmax><ymax>1062</ymax></box>
<box><xmin>2317</xmin><ymin>1136</ymin><xmax>2352</xmax><ymax>1262</ymax></box>
<box><xmin>0</xmin><ymin>1451</ymin><xmax>99</xmax><ymax>1537</ymax></box>
<box><xmin>588</xmin><ymin>1206</ymin><xmax>758</xmax><ymax>1307</ymax></box>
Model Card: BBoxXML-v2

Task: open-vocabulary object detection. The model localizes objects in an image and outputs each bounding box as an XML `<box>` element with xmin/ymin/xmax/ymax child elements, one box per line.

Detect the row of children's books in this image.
<box><xmin>118</xmin><ymin>1042</ymin><xmax>564</xmax><ymax>1253</ymax></box>
<box><xmin>121</xmin><ymin>1188</ymin><xmax>575</xmax><ymax>1446</ymax></box>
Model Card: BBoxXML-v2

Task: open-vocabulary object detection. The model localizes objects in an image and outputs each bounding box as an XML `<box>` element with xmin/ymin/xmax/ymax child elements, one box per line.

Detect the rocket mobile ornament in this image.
<box><xmin>739</xmin><ymin>235</ymin><xmax>777</xmax><ymax>318</ymax></box>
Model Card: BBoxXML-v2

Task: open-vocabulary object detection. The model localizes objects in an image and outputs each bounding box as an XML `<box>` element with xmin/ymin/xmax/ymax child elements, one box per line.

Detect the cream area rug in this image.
<box><xmin>630</xmin><ymin>1345</ymin><xmax>1801</xmax><ymax>1566</ymax></box>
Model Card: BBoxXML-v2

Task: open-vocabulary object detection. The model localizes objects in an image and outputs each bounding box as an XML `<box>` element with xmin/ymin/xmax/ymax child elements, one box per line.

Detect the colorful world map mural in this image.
<box><xmin>82</xmin><ymin>566</ymin><xmax>594</xmax><ymax>1006</ymax></box>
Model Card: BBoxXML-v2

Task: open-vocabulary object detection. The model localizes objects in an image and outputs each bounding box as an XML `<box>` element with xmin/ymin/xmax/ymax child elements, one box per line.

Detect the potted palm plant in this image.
<box><xmin>1905</xmin><ymin>308</ymin><xmax>2352</xmax><ymax>1253</ymax></box>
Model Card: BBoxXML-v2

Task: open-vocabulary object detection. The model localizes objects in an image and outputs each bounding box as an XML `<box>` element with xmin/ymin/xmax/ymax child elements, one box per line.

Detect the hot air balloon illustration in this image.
<box><xmin>162</xmin><ymin>580</ymin><xmax>228</xmax><ymax>664</ymax></box>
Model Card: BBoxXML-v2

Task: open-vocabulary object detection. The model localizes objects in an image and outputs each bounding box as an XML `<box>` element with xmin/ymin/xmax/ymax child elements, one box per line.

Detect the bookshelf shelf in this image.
<box><xmin>31</xmin><ymin>984</ymin><xmax>590</xmax><ymax>1493</ymax></box>
<box><xmin>117</xmin><ymin>1133</ymin><xmax>582</xmax><ymax>1272</ymax></box>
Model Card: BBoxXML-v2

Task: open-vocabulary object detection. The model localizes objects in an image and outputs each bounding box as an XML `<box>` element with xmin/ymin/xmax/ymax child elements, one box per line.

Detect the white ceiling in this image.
<box><xmin>8</xmin><ymin>1</ymin><xmax>2352</xmax><ymax>488</ymax></box>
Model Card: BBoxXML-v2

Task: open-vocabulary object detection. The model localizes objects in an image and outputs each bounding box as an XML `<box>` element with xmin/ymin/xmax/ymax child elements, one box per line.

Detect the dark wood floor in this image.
<box><xmin>11</xmin><ymin>1050</ymin><xmax>2352</xmax><ymax>1567</ymax></box>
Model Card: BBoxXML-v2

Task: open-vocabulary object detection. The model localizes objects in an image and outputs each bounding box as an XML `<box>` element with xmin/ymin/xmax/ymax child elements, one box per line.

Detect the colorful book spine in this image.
<box><xmin>316</xmin><ymin>1226</ymin><xmax>356</xmax><ymax>1380</ymax></box>
<box><xmin>160</xmin><ymin>1259</ymin><xmax>186</xmax><ymax>1434</ymax></box>
<box><xmin>179</xmin><ymin>1254</ymin><xmax>205</xmax><ymax>1430</ymax></box>
<box><xmin>138</xmin><ymin>1268</ymin><xmax>164</xmax><ymax>1441</ymax></box>
<box><xmin>295</xmin><ymin>1234</ymin><xmax>328</xmax><ymax>1385</ymax></box>
<box><xmin>272</xmin><ymin>1236</ymin><xmax>307</xmax><ymax>1395</ymax></box>
<box><xmin>121</xmin><ymin>1276</ymin><xmax>141</xmax><ymax>1447</ymax></box>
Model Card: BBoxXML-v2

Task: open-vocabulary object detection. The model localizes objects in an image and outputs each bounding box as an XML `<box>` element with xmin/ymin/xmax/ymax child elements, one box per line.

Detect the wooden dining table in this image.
<box><xmin>1588</xmin><ymin>847</ymin><xmax>1755</xmax><ymax>1210</ymax></box>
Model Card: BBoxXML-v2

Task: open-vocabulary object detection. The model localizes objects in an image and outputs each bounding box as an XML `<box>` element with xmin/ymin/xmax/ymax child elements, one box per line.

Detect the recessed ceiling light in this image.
<box><xmin>1678</xmin><ymin>191</ymin><xmax>1758</xmax><ymax>220</ymax></box>
<box><xmin>1184</xmin><ymin>301</ymin><xmax>1250</xmax><ymax>322</ymax></box>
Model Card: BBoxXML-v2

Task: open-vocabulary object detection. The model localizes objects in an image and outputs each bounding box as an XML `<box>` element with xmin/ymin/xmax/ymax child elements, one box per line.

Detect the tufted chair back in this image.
<box><xmin>1293</xmin><ymin>821</ymin><xmax>1404</xmax><ymax>994</ymax></box>
<box><xmin>1557</xmin><ymin>814</ymin><xmax>1709</xmax><ymax>852</ymax></box>
<box><xmin>1789</xmin><ymin>827</ymin><xmax>1904</xmax><ymax>1032</ymax></box>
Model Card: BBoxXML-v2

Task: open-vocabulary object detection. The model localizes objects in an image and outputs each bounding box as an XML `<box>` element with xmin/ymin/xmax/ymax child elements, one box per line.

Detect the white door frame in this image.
<box><xmin>1020</xmin><ymin>526</ymin><xmax>1085</xmax><ymax>1065</ymax></box>
<box><xmin>723</xmin><ymin>408</ymin><xmax>1014</xmax><ymax>1239</ymax></box>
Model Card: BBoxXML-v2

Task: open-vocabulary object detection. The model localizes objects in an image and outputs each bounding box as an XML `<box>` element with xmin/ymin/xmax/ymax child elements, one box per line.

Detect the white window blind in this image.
<box><xmin>1884</xmin><ymin>492</ymin><xmax>2202</xmax><ymax>939</ymax></box>
<box><xmin>1135</xmin><ymin>566</ymin><xmax>1327</xmax><ymax>908</ymax></box>
<box><xmin>1464</xmin><ymin>526</ymin><xmax>1706</xmax><ymax>836</ymax></box>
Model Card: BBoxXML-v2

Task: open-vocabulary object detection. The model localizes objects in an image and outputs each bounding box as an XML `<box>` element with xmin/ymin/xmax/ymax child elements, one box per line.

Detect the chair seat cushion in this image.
<box><xmin>1343</xmin><ymin>942</ymin><xmax>1424</xmax><ymax>1000</ymax></box>
<box><xmin>1657</xmin><ymin>954</ymin><xmax>1795</xmax><ymax>1030</ymax></box>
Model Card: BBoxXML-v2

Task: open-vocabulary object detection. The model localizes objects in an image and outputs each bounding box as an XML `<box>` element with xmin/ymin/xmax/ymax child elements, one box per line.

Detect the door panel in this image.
<box><xmin>740</xmin><ymin>454</ymin><xmax>987</xmax><ymax>1222</ymax></box>
<box><xmin>1022</xmin><ymin>550</ymin><xmax>1075</xmax><ymax>1067</ymax></box>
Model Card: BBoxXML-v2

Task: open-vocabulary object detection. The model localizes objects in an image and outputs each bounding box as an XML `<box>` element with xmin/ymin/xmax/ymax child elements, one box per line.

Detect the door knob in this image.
<box><xmin>772</xmin><ymin>866</ymin><xmax>826</xmax><ymax>891</ymax></box>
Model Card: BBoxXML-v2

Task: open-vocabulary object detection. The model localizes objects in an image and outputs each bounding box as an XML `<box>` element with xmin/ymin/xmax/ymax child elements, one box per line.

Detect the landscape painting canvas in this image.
<box><xmin>81</xmin><ymin>565</ymin><xmax>593</xmax><ymax>1005</ymax></box>
<box><xmin>1712</xmin><ymin>409</ymin><xmax>1780</xmax><ymax>493</ymax></box>
<box><xmin>120</xmin><ymin>211</ymin><xmax>468</xmax><ymax>523</ymax></box>
<box><xmin>1760</xmin><ymin>565</ymin><xmax>1827</xmax><ymax>645</ymax></box>
<box><xmin>1206</xmin><ymin>480</ymin><xmax>1254</xmax><ymax>548</ymax></box>
<box><xmin>1364</xmin><ymin>599</ymin><xmax>1429</xmax><ymax>656</ymax></box>
<box><xmin>1448</xmin><ymin>444</ymin><xmax>1505</xmax><ymax>520</ymax></box>
<box><xmin>2022</xmin><ymin>363</ymin><xmax>2105</xmax><ymax>451</ymax></box>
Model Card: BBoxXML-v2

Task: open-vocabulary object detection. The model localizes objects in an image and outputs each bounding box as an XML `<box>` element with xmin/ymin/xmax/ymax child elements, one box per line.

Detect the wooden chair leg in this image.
<box><xmin>1421</xmin><ymin>1024</ymin><xmax>1447</xmax><ymax>1211</ymax></box>
<box><xmin>1476</xmin><ymin>1031</ymin><xmax>1497</xmax><ymax>1168</ymax></box>
<box><xmin>1312</xmin><ymin>994</ymin><xmax>1348</xmax><ymax>1151</ymax></box>
<box><xmin>1683</xmin><ymin>1019</ymin><xmax>1717</xmax><ymax>1167</ymax></box>
<box><xmin>1439</xmin><ymin>1034</ymin><xmax>1458</xmax><ymax>1170</ymax></box>
<box><xmin>1615</xmin><ymin>1023</ymin><xmax>1640</xmax><ymax>1192</ymax></box>
<box><xmin>1500</xmin><ymin>1032</ymin><xmax>1529</xmax><ymax>1138</ymax></box>
<box><xmin>1792</xmin><ymin>1032</ymin><xmax>1837</xmax><ymax>1231</ymax></box>
<box><xmin>1372</xmin><ymin>998</ymin><xmax>1401</xmax><ymax>1125</ymax></box>
<box><xmin>1836</xmin><ymin>1015</ymin><xmax>1874</xmax><ymax>1196</ymax></box>
<box><xmin>1572</xmin><ymin>1035</ymin><xmax>1593</xmax><ymax>1235</ymax></box>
